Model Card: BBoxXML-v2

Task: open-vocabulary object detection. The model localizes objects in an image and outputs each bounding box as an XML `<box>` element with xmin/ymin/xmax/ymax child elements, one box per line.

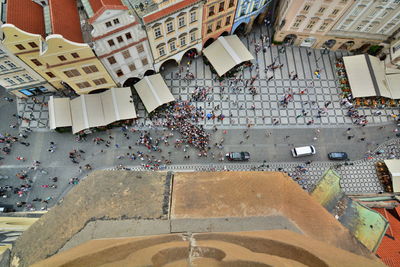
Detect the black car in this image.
<box><xmin>328</xmin><ymin>152</ymin><xmax>348</xmax><ymax>160</ymax></box>
<box><xmin>226</xmin><ymin>152</ymin><xmax>250</xmax><ymax>161</ymax></box>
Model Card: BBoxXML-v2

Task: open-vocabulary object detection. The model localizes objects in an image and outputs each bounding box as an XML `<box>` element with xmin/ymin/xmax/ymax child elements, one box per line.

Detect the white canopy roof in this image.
<box><xmin>134</xmin><ymin>73</ymin><xmax>175</xmax><ymax>113</ymax></box>
<box><xmin>384</xmin><ymin>159</ymin><xmax>400</xmax><ymax>192</ymax></box>
<box><xmin>48</xmin><ymin>96</ymin><xmax>72</xmax><ymax>129</ymax></box>
<box><xmin>203</xmin><ymin>35</ymin><xmax>254</xmax><ymax>76</ymax></box>
<box><xmin>48</xmin><ymin>87</ymin><xmax>137</xmax><ymax>134</ymax></box>
<box><xmin>343</xmin><ymin>54</ymin><xmax>400</xmax><ymax>99</ymax></box>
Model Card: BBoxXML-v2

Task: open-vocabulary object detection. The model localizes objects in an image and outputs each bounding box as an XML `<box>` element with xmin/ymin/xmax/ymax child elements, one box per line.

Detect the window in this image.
<box><xmin>117</xmin><ymin>36</ymin><xmax>124</xmax><ymax>43</ymax></box>
<box><xmin>31</xmin><ymin>59</ymin><xmax>42</xmax><ymax>66</ymax></box>
<box><xmin>129</xmin><ymin>63</ymin><xmax>136</xmax><ymax>71</ymax></box>
<box><xmin>318</xmin><ymin>7</ymin><xmax>326</xmax><ymax>13</ymax></box>
<box><xmin>219</xmin><ymin>2</ymin><xmax>224</xmax><ymax>12</ymax></box>
<box><xmin>113</xmin><ymin>18</ymin><xmax>120</xmax><ymax>25</ymax></box>
<box><xmin>319</xmin><ymin>22</ymin><xmax>329</xmax><ymax>31</ymax></box>
<box><xmin>292</xmin><ymin>18</ymin><xmax>303</xmax><ymax>28</ymax></box>
<box><xmin>93</xmin><ymin>78</ymin><xmax>107</xmax><ymax>85</ymax></box>
<box><xmin>116</xmin><ymin>69</ymin><xmax>124</xmax><ymax>77</ymax></box>
<box><xmin>107</xmin><ymin>56</ymin><xmax>116</xmax><ymax>65</ymax></box>
<box><xmin>46</xmin><ymin>72</ymin><xmax>56</xmax><ymax>78</ymax></box>
<box><xmin>306</xmin><ymin>20</ymin><xmax>316</xmax><ymax>29</ymax></box>
<box><xmin>105</xmin><ymin>21</ymin><xmax>112</xmax><ymax>27</ymax></box>
<box><xmin>0</xmin><ymin>65</ymin><xmax>7</xmax><ymax>70</ymax></box>
<box><xmin>126</xmin><ymin>32</ymin><xmax>132</xmax><ymax>40</ymax></box>
<box><xmin>178</xmin><ymin>16</ymin><xmax>185</xmax><ymax>28</ymax></box>
<box><xmin>226</xmin><ymin>16</ymin><xmax>231</xmax><ymax>25</ymax></box>
<box><xmin>14</xmin><ymin>76</ymin><xmax>24</xmax><ymax>82</ymax></box>
<box><xmin>207</xmin><ymin>24</ymin><xmax>213</xmax><ymax>34</ymax></box>
<box><xmin>122</xmin><ymin>50</ymin><xmax>131</xmax><ymax>59</ymax></box>
<box><xmin>169</xmin><ymin>41</ymin><xmax>176</xmax><ymax>51</ymax></box>
<box><xmin>351</xmin><ymin>6</ymin><xmax>363</xmax><ymax>16</ymax></box>
<box><xmin>332</xmin><ymin>9</ymin><xmax>339</xmax><ymax>15</ymax></box>
<box><xmin>166</xmin><ymin>22</ymin><xmax>174</xmax><ymax>33</ymax></box>
<box><xmin>63</xmin><ymin>69</ymin><xmax>81</xmax><ymax>77</ymax></box>
<box><xmin>82</xmin><ymin>65</ymin><xmax>99</xmax><ymax>74</ymax></box>
<box><xmin>190</xmin><ymin>11</ymin><xmax>196</xmax><ymax>23</ymax></box>
<box><xmin>4</xmin><ymin>78</ymin><xmax>16</xmax><ymax>85</ymax></box>
<box><xmin>58</xmin><ymin>55</ymin><xmax>67</xmax><ymax>61</ymax></box>
<box><xmin>154</xmin><ymin>27</ymin><xmax>162</xmax><ymax>38</ymax></box>
<box><xmin>190</xmin><ymin>32</ymin><xmax>196</xmax><ymax>42</ymax></box>
<box><xmin>141</xmin><ymin>58</ymin><xmax>148</xmax><ymax>66</ymax></box>
<box><xmin>216</xmin><ymin>20</ymin><xmax>222</xmax><ymax>30</ymax></box>
<box><xmin>108</xmin><ymin>39</ymin><xmax>115</xmax><ymax>47</ymax></box>
<box><xmin>340</xmin><ymin>0</ymin><xmax>347</xmax><ymax>3</ymax></box>
<box><xmin>379</xmin><ymin>10</ymin><xmax>389</xmax><ymax>18</ymax></box>
<box><xmin>364</xmin><ymin>24</ymin><xmax>374</xmax><ymax>32</ymax></box>
<box><xmin>28</xmin><ymin>42</ymin><xmax>38</xmax><ymax>48</ymax></box>
<box><xmin>5</xmin><ymin>61</ymin><xmax>16</xmax><ymax>68</ymax></box>
<box><xmin>229</xmin><ymin>0</ymin><xmax>234</xmax><ymax>8</ymax></box>
<box><xmin>180</xmin><ymin>36</ymin><xmax>186</xmax><ymax>46</ymax></box>
<box><xmin>356</xmin><ymin>23</ymin><xmax>364</xmax><ymax>30</ymax></box>
<box><xmin>208</xmin><ymin>5</ymin><xmax>215</xmax><ymax>17</ymax></box>
<box><xmin>71</xmin><ymin>53</ymin><xmax>79</xmax><ymax>58</ymax></box>
<box><xmin>136</xmin><ymin>44</ymin><xmax>144</xmax><ymax>53</ymax></box>
<box><xmin>22</xmin><ymin>74</ymin><xmax>33</xmax><ymax>81</ymax></box>
<box><xmin>76</xmin><ymin>82</ymin><xmax>91</xmax><ymax>89</ymax></box>
<box><xmin>303</xmin><ymin>4</ymin><xmax>310</xmax><ymax>11</ymax></box>
<box><xmin>159</xmin><ymin>46</ymin><xmax>166</xmax><ymax>57</ymax></box>
<box><xmin>15</xmin><ymin>44</ymin><xmax>25</xmax><ymax>50</ymax></box>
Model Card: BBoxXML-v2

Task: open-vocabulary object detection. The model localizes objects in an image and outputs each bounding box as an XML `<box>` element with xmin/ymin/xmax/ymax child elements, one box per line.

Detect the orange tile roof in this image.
<box><xmin>374</xmin><ymin>208</ymin><xmax>400</xmax><ymax>267</ymax></box>
<box><xmin>88</xmin><ymin>0</ymin><xmax>125</xmax><ymax>14</ymax></box>
<box><xmin>143</xmin><ymin>0</ymin><xmax>200</xmax><ymax>24</ymax></box>
<box><xmin>6</xmin><ymin>0</ymin><xmax>45</xmax><ymax>37</ymax></box>
<box><xmin>49</xmin><ymin>0</ymin><xmax>83</xmax><ymax>43</ymax></box>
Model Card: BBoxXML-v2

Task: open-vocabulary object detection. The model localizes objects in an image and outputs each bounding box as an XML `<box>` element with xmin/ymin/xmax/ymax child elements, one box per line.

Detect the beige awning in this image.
<box><xmin>386</xmin><ymin>73</ymin><xmax>400</xmax><ymax>99</ymax></box>
<box><xmin>202</xmin><ymin>35</ymin><xmax>254</xmax><ymax>76</ymax></box>
<box><xmin>49</xmin><ymin>87</ymin><xmax>137</xmax><ymax>134</ymax></box>
<box><xmin>384</xmin><ymin>159</ymin><xmax>400</xmax><ymax>192</ymax></box>
<box><xmin>343</xmin><ymin>55</ymin><xmax>400</xmax><ymax>99</ymax></box>
<box><xmin>134</xmin><ymin>73</ymin><xmax>175</xmax><ymax>113</ymax></box>
<box><xmin>48</xmin><ymin>96</ymin><xmax>72</xmax><ymax>129</ymax></box>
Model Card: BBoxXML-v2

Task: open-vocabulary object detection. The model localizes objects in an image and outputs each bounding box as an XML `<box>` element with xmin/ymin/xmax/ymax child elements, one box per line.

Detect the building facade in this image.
<box><xmin>2</xmin><ymin>0</ymin><xmax>116</xmax><ymax>95</ymax></box>
<box><xmin>274</xmin><ymin>0</ymin><xmax>400</xmax><ymax>52</ymax></box>
<box><xmin>202</xmin><ymin>0</ymin><xmax>238</xmax><ymax>47</ymax></box>
<box><xmin>134</xmin><ymin>0</ymin><xmax>203</xmax><ymax>72</ymax></box>
<box><xmin>86</xmin><ymin>0</ymin><xmax>155</xmax><ymax>87</ymax></box>
<box><xmin>273</xmin><ymin>0</ymin><xmax>354</xmax><ymax>49</ymax></box>
<box><xmin>386</xmin><ymin>35</ymin><xmax>400</xmax><ymax>68</ymax></box>
<box><xmin>231</xmin><ymin>0</ymin><xmax>272</xmax><ymax>35</ymax></box>
<box><xmin>328</xmin><ymin>0</ymin><xmax>400</xmax><ymax>52</ymax></box>
<box><xmin>0</xmin><ymin>40</ymin><xmax>56</xmax><ymax>98</ymax></box>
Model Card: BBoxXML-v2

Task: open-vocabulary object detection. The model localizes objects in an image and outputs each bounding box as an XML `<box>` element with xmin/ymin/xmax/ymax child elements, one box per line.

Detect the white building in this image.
<box><xmin>84</xmin><ymin>0</ymin><xmax>155</xmax><ymax>87</ymax></box>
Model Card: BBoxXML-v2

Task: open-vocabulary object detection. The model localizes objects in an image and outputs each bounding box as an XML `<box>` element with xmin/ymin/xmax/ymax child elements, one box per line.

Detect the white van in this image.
<box><xmin>291</xmin><ymin>145</ymin><xmax>316</xmax><ymax>158</ymax></box>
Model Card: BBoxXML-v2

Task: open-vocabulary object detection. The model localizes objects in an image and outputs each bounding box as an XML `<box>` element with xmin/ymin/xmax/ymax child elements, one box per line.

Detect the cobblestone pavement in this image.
<box><xmin>14</xmin><ymin>25</ymin><xmax>399</xmax><ymax>131</ymax></box>
<box><xmin>16</xmin><ymin>95</ymin><xmax>50</xmax><ymax>130</ymax></box>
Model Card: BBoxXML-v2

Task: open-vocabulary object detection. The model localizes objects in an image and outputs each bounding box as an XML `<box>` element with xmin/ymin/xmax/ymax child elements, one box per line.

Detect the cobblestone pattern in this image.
<box><xmin>15</xmin><ymin>25</ymin><xmax>399</xmax><ymax>130</ymax></box>
<box><xmin>16</xmin><ymin>95</ymin><xmax>50</xmax><ymax>130</ymax></box>
<box><xmin>116</xmin><ymin>138</ymin><xmax>400</xmax><ymax>194</ymax></box>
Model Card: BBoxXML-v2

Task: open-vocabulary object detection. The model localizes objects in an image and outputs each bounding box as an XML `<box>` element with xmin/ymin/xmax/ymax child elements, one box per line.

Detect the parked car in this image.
<box><xmin>291</xmin><ymin>145</ymin><xmax>316</xmax><ymax>158</ymax></box>
<box><xmin>328</xmin><ymin>152</ymin><xmax>348</xmax><ymax>160</ymax></box>
<box><xmin>226</xmin><ymin>152</ymin><xmax>250</xmax><ymax>161</ymax></box>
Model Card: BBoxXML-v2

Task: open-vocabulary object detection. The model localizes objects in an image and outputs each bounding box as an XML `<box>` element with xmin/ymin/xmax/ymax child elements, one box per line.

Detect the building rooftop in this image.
<box><xmin>86</xmin><ymin>0</ymin><xmax>128</xmax><ymax>23</ymax></box>
<box><xmin>374</xmin><ymin>207</ymin><xmax>400</xmax><ymax>267</ymax></box>
<box><xmin>6</xmin><ymin>0</ymin><xmax>45</xmax><ymax>37</ymax></box>
<box><xmin>142</xmin><ymin>0</ymin><xmax>199</xmax><ymax>24</ymax></box>
<box><xmin>49</xmin><ymin>0</ymin><xmax>84</xmax><ymax>43</ymax></box>
<box><xmin>121</xmin><ymin>0</ymin><xmax>158</xmax><ymax>18</ymax></box>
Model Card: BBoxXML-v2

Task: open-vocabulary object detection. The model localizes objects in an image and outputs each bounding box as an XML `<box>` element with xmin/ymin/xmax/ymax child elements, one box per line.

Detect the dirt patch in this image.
<box><xmin>10</xmin><ymin>171</ymin><xmax>167</xmax><ymax>267</ymax></box>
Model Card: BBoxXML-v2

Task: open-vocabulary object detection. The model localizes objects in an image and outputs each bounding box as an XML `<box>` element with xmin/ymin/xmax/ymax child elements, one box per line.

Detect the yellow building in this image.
<box><xmin>129</xmin><ymin>0</ymin><xmax>204</xmax><ymax>72</ymax></box>
<box><xmin>2</xmin><ymin>0</ymin><xmax>116</xmax><ymax>95</ymax></box>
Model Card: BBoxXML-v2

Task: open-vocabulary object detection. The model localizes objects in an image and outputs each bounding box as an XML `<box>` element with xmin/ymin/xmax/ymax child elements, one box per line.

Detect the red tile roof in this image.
<box><xmin>374</xmin><ymin>208</ymin><xmax>400</xmax><ymax>267</ymax></box>
<box><xmin>143</xmin><ymin>0</ymin><xmax>200</xmax><ymax>24</ymax></box>
<box><xmin>49</xmin><ymin>0</ymin><xmax>83</xmax><ymax>43</ymax></box>
<box><xmin>88</xmin><ymin>0</ymin><xmax>125</xmax><ymax>14</ymax></box>
<box><xmin>6</xmin><ymin>0</ymin><xmax>45</xmax><ymax>37</ymax></box>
